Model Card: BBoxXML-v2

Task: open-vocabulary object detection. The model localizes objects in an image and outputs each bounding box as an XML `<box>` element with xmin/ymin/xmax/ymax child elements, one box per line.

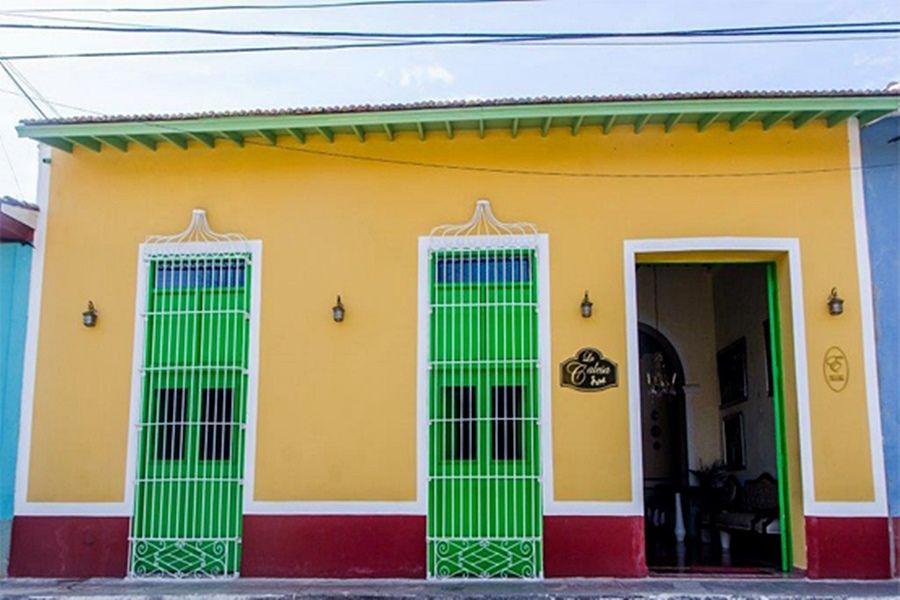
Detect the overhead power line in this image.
<box><xmin>0</xmin><ymin>20</ymin><xmax>898</xmax><ymax>40</ymax></box>
<box><xmin>225</xmin><ymin>140</ymin><xmax>900</xmax><ymax>179</ymax></box>
<box><xmin>0</xmin><ymin>133</ymin><xmax>24</xmax><ymax>198</ymax></box>
<box><xmin>0</xmin><ymin>10</ymin><xmax>384</xmax><ymax>44</ymax></box>
<box><xmin>0</xmin><ymin>10</ymin><xmax>180</xmax><ymax>30</ymax></box>
<box><xmin>0</xmin><ymin>37</ymin><xmax>549</xmax><ymax>61</ymax></box>
<box><xmin>529</xmin><ymin>35</ymin><xmax>900</xmax><ymax>48</ymax></box>
<box><xmin>3</xmin><ymin>0</ymin><xmax>537</xmax><ymax>14</ymax></box>
<box><xmin>2</xmin><ymin>60</ymin><xmax>61</xmax><ymax>117</ymax></box>
<box><xmin>4</xmin><ymin>10</ymin><xmax>900</xmax><ymax>48</ymax></box>
<box><xmin>4</xmin><ymin>11</ymin><xmax>899</xmax><ymax>41</ymax></box>
<box><xmin>3</xmin><ymin>35</ymin><xmax>897</xmax><ymax>62</ymax></box>
<box><xmin>0</xmin><ymin>60</ymin><xmax>48</xmax><ymax>117</ymax></box>
<box><xmin>0</xmin><ymin>21</ymin><xmax>898</xmax><ymax>61</ymax></box>
<box><xmin>0</xmin><ymin>85</ymin><xmax>103</xmax><ymax>113</ymax></box>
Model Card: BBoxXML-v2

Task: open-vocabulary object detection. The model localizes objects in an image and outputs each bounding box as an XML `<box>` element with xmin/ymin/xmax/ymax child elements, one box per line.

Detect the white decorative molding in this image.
<box><xmin>430</xmin><ymin>199</ymin><xmax>537</xmax><ymax>238</ymax></box>
<box><xmin>145</xmin><ymin>208</ymin><xmax>249</xmax><ymax>255</ymax></box>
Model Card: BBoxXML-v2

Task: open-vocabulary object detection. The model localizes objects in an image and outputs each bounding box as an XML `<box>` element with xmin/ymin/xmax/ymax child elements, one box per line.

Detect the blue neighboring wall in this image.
<box><xmin>0</xmin><ymin>196</ymin><xmax>37</xmax><ymax>576</ymax></box>
<box><xmin>860</xmin><ymin>115</ymin><xmax>899</xmax><ymax>576</ymax></box>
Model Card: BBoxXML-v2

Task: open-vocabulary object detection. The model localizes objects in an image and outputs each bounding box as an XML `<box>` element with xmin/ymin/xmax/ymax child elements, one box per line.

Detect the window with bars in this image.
<box><xmin>155</xmin><ymin>259</ymin><xmax>246</xmax><ymax>289</ymax></box>
<box><xmin>492</xmin><ymin>385</ymin><xmax>523</xmax><ymax>461</ymax></box>
<box><xmin>200</xmin><ymin>388</ymin><xmax>234</xmax><ymax>461</ymax></box>
<box><xmin>155</xmin><ymin>388</ymin><xmax>187</xmax><ymax>461</ymax></box>
<box><xmin>442</xmin><ymin>385</ymin><xmax>525</xmax><ymax>462</ymax></box>
<box><xmin>434</xmin><ymin>256</ymin><xmax>531</xmax><ymax>284</ymax></box>
<box><xmin>444</xmin><ymin>386</ymin><xmax>477</xmax><ymax>461</ymax></box>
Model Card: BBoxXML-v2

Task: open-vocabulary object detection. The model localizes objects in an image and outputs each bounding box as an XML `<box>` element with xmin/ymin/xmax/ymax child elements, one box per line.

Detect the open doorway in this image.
<box><xmin>637</xmin><ymin>263</ymin><xmax>790</xmax><ymax>575</ymax></box>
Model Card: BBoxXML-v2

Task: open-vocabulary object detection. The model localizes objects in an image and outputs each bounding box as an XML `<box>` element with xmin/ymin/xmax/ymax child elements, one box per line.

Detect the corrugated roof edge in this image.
<box><xmin>19</xmin><ymin>89</ymin><xmax>900</xmax><ymax>126</ymax></box>
<box><xmin>1</xmin><ymin>195</ymin><xmax>39</xmax><ymax>211</ymax></box>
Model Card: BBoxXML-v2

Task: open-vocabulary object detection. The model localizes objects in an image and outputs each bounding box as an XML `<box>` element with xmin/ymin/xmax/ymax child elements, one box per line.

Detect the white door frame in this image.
<box><xmin>623</xmin><ymin>236</ymin><xmax>888</xmax><ymax>521</ymax></box>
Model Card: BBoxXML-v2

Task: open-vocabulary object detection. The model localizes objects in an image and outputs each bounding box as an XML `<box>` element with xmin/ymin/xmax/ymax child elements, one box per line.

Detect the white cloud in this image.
<box><xmin>398</xmin><ymin>65</ymin><xmax>455</xmax><ymax>88</ymax></box>
<box><xmin>852</xmin><ymin>52</ymin><xmax>898</xmax><ymax>68</ymax></box>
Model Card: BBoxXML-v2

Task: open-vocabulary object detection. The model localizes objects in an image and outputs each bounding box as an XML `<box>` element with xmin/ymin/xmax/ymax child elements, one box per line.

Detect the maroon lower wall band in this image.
<box><xmin>242</xmin><ymin>515</ymin><xmax>426</xmax><ymax>578</ymax></box>
<box><xmin>7</xmin><ymin>514</ymin><xmax>893</xmax><ymax>579</ymax></box>
<box><xmin>893</xmin><ymin>517</ymin><xmax>900</xmax><ymax>579</ymax></box>
<box><xmin>805</xmin><ymin>516</ymin><xmax>890</xmax><ymax>579</ymax></box>
<box><xmin>8</xmin><ymin>516</ymin><xmax>129</xmax><ymax>578</ymax></box>
<box><xmin>243</xmin><ymin>515</ymin><xmax>649</xmax><ymax>578</ymax></box>
<box><xmin>544</xmin><ymin>515</ymin><xmax>647</xmax><ymax>577</ymax></box>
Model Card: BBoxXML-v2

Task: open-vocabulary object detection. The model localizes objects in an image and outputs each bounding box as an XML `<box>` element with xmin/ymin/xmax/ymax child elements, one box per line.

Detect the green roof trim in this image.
<box><xmin>16</xmin><ymin>95</ymin><xmax>900</xmax><ymax>153</ymax></box>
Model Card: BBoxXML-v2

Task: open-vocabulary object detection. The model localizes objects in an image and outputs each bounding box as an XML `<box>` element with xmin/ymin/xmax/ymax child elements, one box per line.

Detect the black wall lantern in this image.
<box><xmin>827</xmin><ymin>287</ymin><xmax>844</xmax><ymax>316</ymax></box>
<box><xmin>82</xmin><ymin>301</ymin><xmax>98</xmax><ymax>327</ymax></box>
<box><xmin>580</xmin><ymin>290</ymin><xmax>593</xmax><ymax>318</ymax></box>
<box><xmin>332</xmin><ymin>295</ymin><xmax>345</xmax><ymax>322</ymax></box>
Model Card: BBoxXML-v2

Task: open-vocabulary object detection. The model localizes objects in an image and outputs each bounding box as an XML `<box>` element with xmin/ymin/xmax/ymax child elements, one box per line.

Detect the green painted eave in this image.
<box><xmin>17</xmin><ymin>96</ymin><xmax>900</xmax><ymax>153</ymax></box>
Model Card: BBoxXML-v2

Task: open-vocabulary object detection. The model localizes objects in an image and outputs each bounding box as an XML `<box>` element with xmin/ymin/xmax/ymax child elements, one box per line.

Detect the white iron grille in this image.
<box><xmin>128</xmin><ymin>248</ymin><xmax>252</xmax><ymax>579</ymax></box>
<box><xmin>427</xmin><ymin>201</ymin><xmax>543</xmax><ymax>579</ymax></box>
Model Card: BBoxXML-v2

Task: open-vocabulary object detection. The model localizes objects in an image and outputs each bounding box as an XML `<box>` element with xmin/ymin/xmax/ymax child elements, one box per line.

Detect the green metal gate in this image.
<box><xmin>428</xmin><ymin>246</ymin><xmax>542</xmax><ymax>578</ymax></box>
<box><xmin>130</xmin><ymin>252</ymin><xmax>251</xmax><ymax>577</ymax></box>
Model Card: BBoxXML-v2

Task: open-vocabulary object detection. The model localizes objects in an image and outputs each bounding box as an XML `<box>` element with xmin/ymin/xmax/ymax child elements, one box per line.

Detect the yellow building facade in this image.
<box><xmin>10</xmin><ymin>91</ymin><xmax>898</xmax><ymax>579</ymax></box>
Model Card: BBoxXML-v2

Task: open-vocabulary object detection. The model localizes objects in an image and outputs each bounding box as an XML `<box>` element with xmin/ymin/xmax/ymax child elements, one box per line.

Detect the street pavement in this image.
<box><xmin>0</xmin><ymin>577</ymin><xmax>898</xmax><ymax>599</ymax></box>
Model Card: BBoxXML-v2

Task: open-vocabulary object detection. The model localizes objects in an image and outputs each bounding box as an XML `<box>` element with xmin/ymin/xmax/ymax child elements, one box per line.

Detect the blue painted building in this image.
<box><xmin>0</xmin><ymin>196</ymin><xmax>37</xmax><ymax>576</ymax></box>
<box><xmin>861</xmin><ymin>115</ymin><xmax>900</xmax><ymax>577</ymax></box>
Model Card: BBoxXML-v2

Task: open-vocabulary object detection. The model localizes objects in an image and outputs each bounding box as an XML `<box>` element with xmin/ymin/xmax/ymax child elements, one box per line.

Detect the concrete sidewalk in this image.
<box><xmin>0</xmin><ymin>577</ymin><xmax>898</xmax><ymax>599</ymax></box>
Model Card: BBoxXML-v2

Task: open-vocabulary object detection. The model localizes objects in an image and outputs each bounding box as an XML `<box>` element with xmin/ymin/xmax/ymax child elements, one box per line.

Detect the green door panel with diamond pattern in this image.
<box><xmin>130</xmin><ymin>255</ymin><xmax>251</xmax><ymax>577</ymax></box>
<box><xmin>428</xmin><ymin>248</ymin><xmax>542</xmax><ymax>578</ymax></box>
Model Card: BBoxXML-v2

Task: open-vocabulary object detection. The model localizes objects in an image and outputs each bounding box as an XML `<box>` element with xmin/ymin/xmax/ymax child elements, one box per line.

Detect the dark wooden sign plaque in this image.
<box><xmin>560</xmin><ymin>347</ymin><xmax>618</xmax><ymax>392</ymax></box>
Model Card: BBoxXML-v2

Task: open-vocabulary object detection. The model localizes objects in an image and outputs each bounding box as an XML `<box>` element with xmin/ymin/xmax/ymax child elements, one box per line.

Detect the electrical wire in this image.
<box><xmin>0</xmin><ymin>19</ymin><xmax>896</xmax><ymax>61</ymax></box>
<box><xmin>0</xmin><ymin>10</ymin><xmax>392</xmax><ymax>45</ymax></box>
<box><xmin>0</xmin><ymin>132</ymin><xmax>24</xmax><ymax>198</ymax></box>
<box><xmin>0</xmin><ymin>60</ymin><xmax>47</xmax><ymax>117</ymax></box>
<box><xmin>521</xmin><ymin>35</ymin><xmax>900</xmax><ymax>47</ymax></box>
<box><xmin>1</xmin><ymin>20</ymin><xmax>899</xmax><ymax>40</ymax></box>
<box><xmin>3</xmin><ymin>10</ymin><xmax>897</xmax><ymax>49</ymax></box>
<box><xmin>224</xmin><ymin>137</ymin><xmax>900</xmax><ymax>179</ymax></box>
<box><xmin>0</xmin><ymin>85</ymin><xmax>106</xmax><ymax>113</ymax></box>
<box><xmin>4</xmin><ymin>9</ymin><xmax>898</xmax><ymax>38</ymax></box>
<box><xmin>3</xmin><ymin>0</ymin><xmax>537</xmax><ymax>13</ymax></box>
<box><xmin>0</xmin><ymin>36</ymin><xmax>550</xmax><ymax>61</ymax></box>
<box><xmin>1</xmin><ymin>32</ymin><xmax>898</xmax><ymax>61</ymax></box>
<box><xmin>0</xmin><ymin>10</ymin><xmax>188</xmax><ymax>30</ymax></box>
<box><xmin>2</xmin><ymin>61</ymin><xmax>61</xmax><ymax>117</ymax></box>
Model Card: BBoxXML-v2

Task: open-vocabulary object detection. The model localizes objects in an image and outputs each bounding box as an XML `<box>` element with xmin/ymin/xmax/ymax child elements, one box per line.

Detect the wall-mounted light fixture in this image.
<box><xmin>827</xmin><ymin>287</ymin><xmax>844</xmax><ymax>316</ymax></box>
<box><xmin>82</xmin><ymin>301</ymin><xmax>98</xmax><ymax>327</ymax></box>
<box><xmin>332</xmin><ymin>295</ymin><xmax>345</xmax><ymax>322</ymax></box>
<box><xmin>580</xmin><ymin>290</ymin><xmax>593</xmax><ymax>318</ymax></box>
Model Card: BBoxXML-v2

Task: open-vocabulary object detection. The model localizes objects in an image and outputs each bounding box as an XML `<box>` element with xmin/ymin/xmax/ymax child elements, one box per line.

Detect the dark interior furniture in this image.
<box><xmin>712</xmin><ymin>473</ymin><xmax>780</xmax><ymax>547</ymax></box>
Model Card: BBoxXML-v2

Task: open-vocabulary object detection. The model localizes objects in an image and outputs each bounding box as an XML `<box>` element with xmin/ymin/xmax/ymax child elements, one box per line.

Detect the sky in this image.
<box><xmin>1</xmin><ymin>0</ymin><xmax>898</xmax><ymax>202</ymax></box>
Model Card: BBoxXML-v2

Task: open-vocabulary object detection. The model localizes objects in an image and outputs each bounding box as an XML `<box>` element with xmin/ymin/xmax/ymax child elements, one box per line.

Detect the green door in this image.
<box><xmin>130</xmin><ymin>254</ymin><xmax>251</xmax><ymax>577</ymax></box>
<box><xmin>766</xmin><ymin>263</ymin><xmax>793</xmax><ymax>572</ymax></box>
<box><xmin>428</xmin><ymin>247</ymin><xmax>542</xmax><ymax>578</ymax></box>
